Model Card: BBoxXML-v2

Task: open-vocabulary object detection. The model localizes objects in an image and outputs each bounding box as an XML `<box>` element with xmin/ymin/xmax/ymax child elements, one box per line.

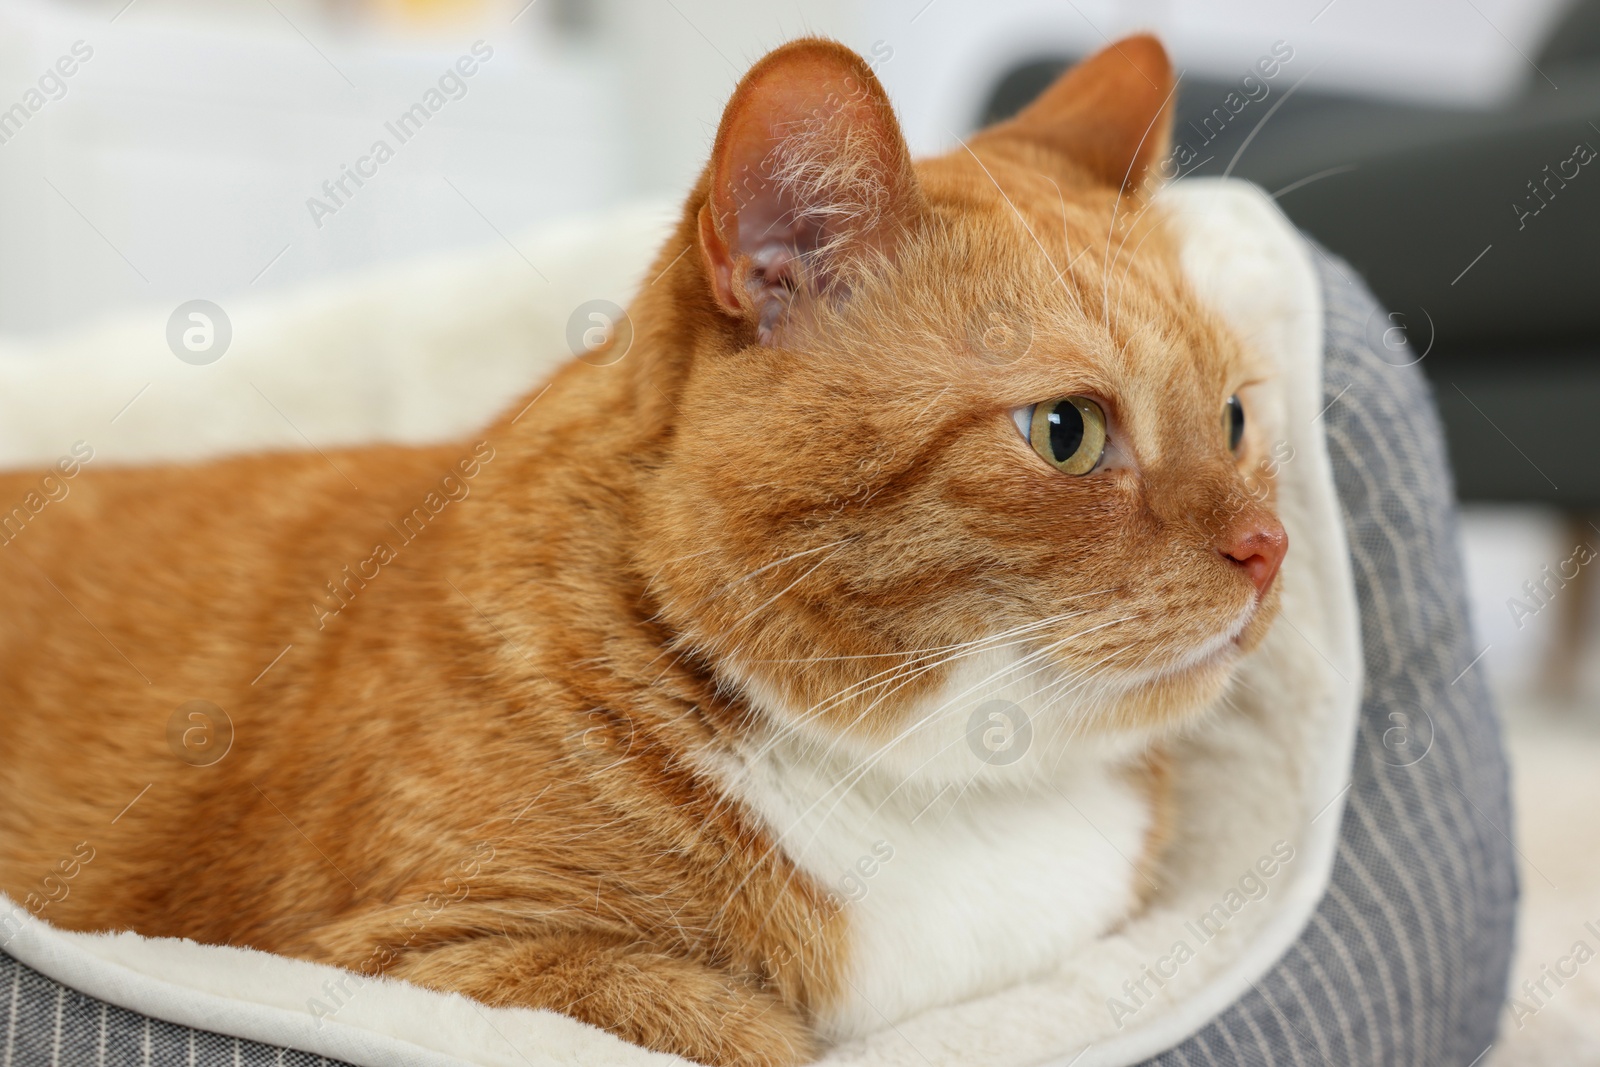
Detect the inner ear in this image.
<box><xmin>973</xmin><ymin>34</ymin><xmax>1176</xmax><ymax>193</ymax></box>
<box><xmin>699</xmin><ymin>38</ymin><xmax>923</xmax><ymax>345</ymax></box>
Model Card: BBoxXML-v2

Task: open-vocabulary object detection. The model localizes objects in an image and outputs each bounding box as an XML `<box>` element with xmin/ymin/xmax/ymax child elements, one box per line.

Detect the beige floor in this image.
<box><xmin>1487</xmin><ymin>692</ymin><xmax>1600</xmax><ymax>1065</ymax></box>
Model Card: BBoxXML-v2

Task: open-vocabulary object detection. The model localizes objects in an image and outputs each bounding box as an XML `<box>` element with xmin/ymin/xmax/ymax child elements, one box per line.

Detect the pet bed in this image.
<box><xmin>0</xmin><ymin>179</ymin><xmax>1514</xmax><ymax>1066</ymax></box>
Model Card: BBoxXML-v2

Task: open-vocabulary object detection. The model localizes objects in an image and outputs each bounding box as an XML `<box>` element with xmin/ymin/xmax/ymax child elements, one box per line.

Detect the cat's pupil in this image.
<box><xmin>1225</xmin><ymin>395</ymin><xmax>1245</xmax><ymax>452</ymax></box>
<box><xmin>1048</xmin><ymin>401</ymin><xmax>1085</xmax><ymax>462</ymax></box>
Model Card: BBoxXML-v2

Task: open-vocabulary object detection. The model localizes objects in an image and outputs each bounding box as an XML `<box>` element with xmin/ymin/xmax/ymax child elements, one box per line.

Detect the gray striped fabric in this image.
<box><xmin>0</xmin><ymin>247</ymin><xmax>1516</xmax><ymax>1067</ymax></box>
<box><xmin>0</xmin><ymin>951</ymin><xmax>338</xmax><ymax>1066</ymax></box>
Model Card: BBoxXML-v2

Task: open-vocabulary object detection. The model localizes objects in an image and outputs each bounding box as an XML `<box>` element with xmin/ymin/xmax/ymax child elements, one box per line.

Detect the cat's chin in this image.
<box><xmin>1105</xmin><ymin>655</ymin><xmax>1239</xmax><ymax>733</ymax></box>
<box><xmin>1102</xmin><ymin>595</ymin><xmax>1284</xmax><ymax>732</ymax></box>
<box><xmin>1064</xmin><ymin>610</ymin><xmax>1274</xmax><ymax>740</ymax></box>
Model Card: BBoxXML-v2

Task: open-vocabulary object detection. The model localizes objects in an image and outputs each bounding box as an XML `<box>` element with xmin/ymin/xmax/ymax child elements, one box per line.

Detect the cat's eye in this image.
<box><xmin>1223</xmin><ymin>395</ymin><xmax>1245</xmax><ymax>453</ymax></box>
<box><xmin>1024</xmin><ymin>396</ymin><xmax>1107</xmax><ymax>475</ymax></box>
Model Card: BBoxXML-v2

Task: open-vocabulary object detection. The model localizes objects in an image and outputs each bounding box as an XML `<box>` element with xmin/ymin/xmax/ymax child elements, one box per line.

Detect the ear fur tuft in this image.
<box><xmin>699</xmin><ymin>38</ymin><xmax>923</xmax><ymax>344</ymax></box>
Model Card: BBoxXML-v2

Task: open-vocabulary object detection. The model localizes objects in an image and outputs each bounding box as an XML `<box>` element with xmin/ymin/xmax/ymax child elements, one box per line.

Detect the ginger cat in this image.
<box><xmin>0</xmin><ymin>35</ymin><xmax>1286</xmax><ymax>1067</ymax></box>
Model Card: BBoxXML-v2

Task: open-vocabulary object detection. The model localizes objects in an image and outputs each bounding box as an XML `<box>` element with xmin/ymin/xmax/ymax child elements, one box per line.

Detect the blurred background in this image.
<box><xmin>1</xmin><ymin>0</ymin><xmax>1597</xmax><ymax>1057</ymax></box>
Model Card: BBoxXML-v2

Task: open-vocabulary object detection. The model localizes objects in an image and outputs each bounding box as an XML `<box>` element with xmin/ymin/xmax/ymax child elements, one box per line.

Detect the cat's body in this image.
<box><xmin>0</xmin><ymin>36</ymin><xmax>1285</xmax><ymax>1067</ymax></box>
<box><xmin>0</xmin><ymin>393</ymin><xmax>845</xmax><ymax>1060</ymax></box>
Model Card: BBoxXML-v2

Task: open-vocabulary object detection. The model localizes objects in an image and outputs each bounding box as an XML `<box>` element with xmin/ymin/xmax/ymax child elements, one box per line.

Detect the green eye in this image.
<box><xmin>1224</xmin><ymin>395</ymin><xmax>1245</xmax><ymax>452</ymax></box>
<box><xmin>1028</xmin><ymin>396</ymin><xmax>1106</xmax><ymax>475</ymax></box>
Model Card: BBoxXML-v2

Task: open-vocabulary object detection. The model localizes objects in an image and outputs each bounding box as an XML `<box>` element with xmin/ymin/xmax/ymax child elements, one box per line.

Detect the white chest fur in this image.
<box><xmin>718</xmin><ymin>649</ymin><xmax>1155</xmax><ymax>1040</ymax></box>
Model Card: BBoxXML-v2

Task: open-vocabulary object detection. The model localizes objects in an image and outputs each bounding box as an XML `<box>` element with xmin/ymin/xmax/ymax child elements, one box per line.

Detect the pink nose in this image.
<box><xmin>1219</xmin><ymin>518</ymin><xmax>1288</xmax><ymax>597</ymax></box>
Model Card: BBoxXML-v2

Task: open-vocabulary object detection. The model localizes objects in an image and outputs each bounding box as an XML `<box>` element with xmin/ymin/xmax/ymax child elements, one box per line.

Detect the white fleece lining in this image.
<box><xmin>0</xmin><ymin>178</ymin><xmax>1360</xmax><ymax>1067</ymax></box>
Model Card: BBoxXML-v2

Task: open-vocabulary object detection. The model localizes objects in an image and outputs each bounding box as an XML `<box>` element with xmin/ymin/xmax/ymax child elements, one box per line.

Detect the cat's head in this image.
<box><xmin>636</xmin><ymin>36</ymin><xmax>1287</xmax><ymax>785</ymax></box>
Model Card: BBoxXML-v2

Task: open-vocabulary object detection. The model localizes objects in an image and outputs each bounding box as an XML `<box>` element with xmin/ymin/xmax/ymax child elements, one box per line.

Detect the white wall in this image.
<box><xmin>0</xmin><ymin>0</ymin><xmax>625</xmax><ymax>336</ymax></box>
<box><xmin>0</xmin><ymin>0</ymin><xmax>1572</xmax><ymax>337</ymax></box>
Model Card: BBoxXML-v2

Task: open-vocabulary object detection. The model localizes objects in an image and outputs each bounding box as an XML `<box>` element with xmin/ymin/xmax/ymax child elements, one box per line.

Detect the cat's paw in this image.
<box><xmin>390</xmin><ymin>933</ymin><xmax>815</xmax><ymax>1067</ymax></box>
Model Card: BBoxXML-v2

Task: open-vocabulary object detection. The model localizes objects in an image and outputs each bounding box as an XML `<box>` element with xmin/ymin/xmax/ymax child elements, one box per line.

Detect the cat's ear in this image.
<box><xmin>698</xmin><ymin>39</ymin><xmax>924</xmax><ymax>344</ymax></box>
<box><xmin>975</xmin><ymin>34</ymin><xmax>1175</xmax><ymax>192</ymax></box>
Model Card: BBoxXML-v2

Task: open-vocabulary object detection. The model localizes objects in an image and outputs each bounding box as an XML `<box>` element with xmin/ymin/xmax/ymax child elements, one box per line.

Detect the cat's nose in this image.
<box><xmin>1219</xmin><ymin>517</ymin><xmax>1288</xmax><ymax>597</ymax></box>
